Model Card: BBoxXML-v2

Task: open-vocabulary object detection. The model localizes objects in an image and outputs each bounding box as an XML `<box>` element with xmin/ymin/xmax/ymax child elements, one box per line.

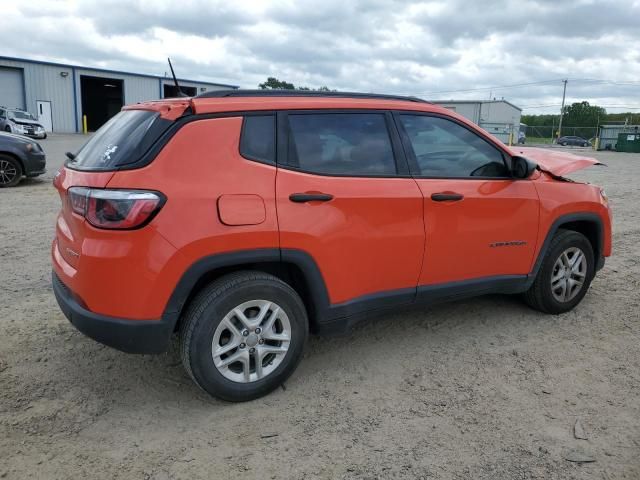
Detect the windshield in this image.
<box><xmin>11</xmin><ymin>111</ymin><xmax>35</xmax><ymax>120</ymax></box>
<box><xmin>69</xmin><ymin>110</ymin><xmax>166</xmax><ymax>170</ymax></box>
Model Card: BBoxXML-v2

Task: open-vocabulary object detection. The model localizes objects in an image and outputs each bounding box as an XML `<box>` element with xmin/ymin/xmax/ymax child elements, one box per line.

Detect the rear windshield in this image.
<box><xmin>69</xmin><ymin>110</ymin><xmax>169</xmax><ymax>170</ymax></box>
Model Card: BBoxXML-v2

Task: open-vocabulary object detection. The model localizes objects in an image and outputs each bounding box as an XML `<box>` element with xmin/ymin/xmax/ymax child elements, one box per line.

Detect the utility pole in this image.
<box><xmin>556</xmin><ymin>79</ymin><xmax>568</xmax><ymax>142</ymax></box>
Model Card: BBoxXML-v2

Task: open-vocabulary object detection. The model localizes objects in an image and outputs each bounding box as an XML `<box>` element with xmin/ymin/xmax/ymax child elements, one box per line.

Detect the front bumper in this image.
<box><xmin>24</xmin><ymin>151</ymin><xmax>46</xmax><ymax>177</ymax></box>
<box><xmin>52</xmin><ymin>272</ymin><xmax>175</xmax><ymax>354</ymax></box>
<box><xmin>24</xmin><ymin>132</ymin><xmax>46</xmax><ymax>139</ymax></box>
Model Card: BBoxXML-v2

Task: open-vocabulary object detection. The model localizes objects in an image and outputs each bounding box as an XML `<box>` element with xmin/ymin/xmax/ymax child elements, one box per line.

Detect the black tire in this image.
<box><xmin>179</xmin><ymin>271</ymin><xmax>308</xmax><ymax>402</ymax></box>
<box><xmin>523</xmin><ymin>229</ymin><xmax>594</xmax><ymax>314</ymax></box>
<box><xmin>561</xmin><ymin>141</ymin><xmax>568</xmax><ymax>146</ymax></box>
<box><xmin>43</xmin><ymin>133</ymin><xmax>47</xmax><ymax>139</ymax></box>
<box><xmin>0</xmin><ymin>154</ymin><xmax>23</xmax><ymax>188</ymax></box>
<box><xmin>4</xmin><ymin>126</ymin><xmax>11</xmax><ymax>132</ymax></box>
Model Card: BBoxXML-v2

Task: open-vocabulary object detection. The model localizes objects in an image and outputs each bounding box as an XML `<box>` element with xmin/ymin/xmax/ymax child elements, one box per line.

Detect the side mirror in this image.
<box><xmin>511</xmin><ymin>155</ymin><xmax>537</xmax><ymax>179</ymax></box>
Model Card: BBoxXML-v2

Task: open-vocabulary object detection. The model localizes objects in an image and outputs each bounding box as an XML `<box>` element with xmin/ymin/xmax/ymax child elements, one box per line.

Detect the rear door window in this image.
<box><xmin>240</xmin><ymin>115</ymin><xmax>276</xmax><ymax>164</ymax></box>
<box><xmin>69</xmin><ymin>110</ymin><xmax>169</xmax><ymax>170</ymax></box>
<box><xmin>286</xmin><ymin>113</ymin><xmax>397</xmax><ymax>176</ymax></box>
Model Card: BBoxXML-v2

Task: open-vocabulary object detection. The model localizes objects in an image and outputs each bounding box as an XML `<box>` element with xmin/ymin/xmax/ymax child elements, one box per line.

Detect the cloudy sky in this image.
<box><xmin>2</xmin><ymin>0</ymin><xmax>640</xmax><ymax>114</ymax></box>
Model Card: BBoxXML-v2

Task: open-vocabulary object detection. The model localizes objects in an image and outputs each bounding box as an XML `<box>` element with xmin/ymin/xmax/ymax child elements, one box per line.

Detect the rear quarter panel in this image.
<box><xmin>106</xmin><ymin>117</ymin><xmax>279</xmax><ymax>317</ymax></box>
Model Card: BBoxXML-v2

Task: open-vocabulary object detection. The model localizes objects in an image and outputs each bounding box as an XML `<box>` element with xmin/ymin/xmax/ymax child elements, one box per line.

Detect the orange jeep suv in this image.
<box><xmin>52</xmin><ymin>91</ymin><xmax>612</xmax><ymax>401</ymax></box>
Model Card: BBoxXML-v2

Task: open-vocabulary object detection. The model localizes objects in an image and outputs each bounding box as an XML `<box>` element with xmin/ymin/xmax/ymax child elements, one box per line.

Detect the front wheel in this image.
<box><xmin>179</xmin><ymin>271</ymin><xmax>308</xmax><ymax>401</ymax></box>
<box><xmin>523</xmin><ymin>230</ymin><xmax>594</xmax><ymax>314</ymax></box>
<box><xmin>0</xmin><ymin>154</ymin><xmax>22</xmax><ymax>187</ymax></box>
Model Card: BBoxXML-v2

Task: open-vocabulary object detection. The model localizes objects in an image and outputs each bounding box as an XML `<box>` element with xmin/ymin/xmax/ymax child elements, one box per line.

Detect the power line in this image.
<box><xmin>405</xmin><ymin>79</ymin><xmax>564</xmax><ymax>96</ymax></box>
<box><xmin>396</xmin><ymin>77</ymin><xmax>640</xmax><ymax>98</ymax></box>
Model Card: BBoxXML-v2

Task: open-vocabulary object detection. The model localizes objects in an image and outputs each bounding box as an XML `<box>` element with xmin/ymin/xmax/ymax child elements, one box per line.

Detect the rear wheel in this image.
<box><xmin>179</xmin><ymin>271</ymin><xmax>308</xmax><ymax>401</ymax></box>
<box><xmin>523</xmin><ymin>230</ymin><xmax>594</xmax><ymax>314</ymax></box>
<box><xmin>0</xmin><ymin>155</ymin><xmax>22</xmax><ymax>187</ymax></box>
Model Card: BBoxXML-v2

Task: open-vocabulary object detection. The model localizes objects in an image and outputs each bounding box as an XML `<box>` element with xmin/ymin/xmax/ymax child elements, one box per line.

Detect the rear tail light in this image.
<box><xmin>67</xmin><ymin>187</ymin><xmax>165</xmax><ymax>230</ymax></box>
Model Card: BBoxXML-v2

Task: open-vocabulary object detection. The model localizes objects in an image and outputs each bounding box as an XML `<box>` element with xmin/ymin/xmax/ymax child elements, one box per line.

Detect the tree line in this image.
<box><xmin>257</xmin><ymin>81</ymin><xmax>638</xmax><ymax>129</ymax></box>
<box><xmin>259</xmin><ymin>77</ymin><xmax>333</xmax><ymax>91</ymax></box>
<box><xmin>522</xmin><ymin>101</ymin><xmax>638</xmax><ymax>127</ymax></box>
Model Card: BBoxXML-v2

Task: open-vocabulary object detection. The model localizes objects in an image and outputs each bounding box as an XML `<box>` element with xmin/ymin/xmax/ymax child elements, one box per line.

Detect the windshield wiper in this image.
<box><xmin>65</xmin><ymin>152</ymin><xmax>76</xmax><ymax>161</ymax></box>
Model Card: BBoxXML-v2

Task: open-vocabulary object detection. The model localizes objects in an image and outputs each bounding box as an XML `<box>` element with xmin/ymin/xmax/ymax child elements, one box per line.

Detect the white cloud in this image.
<box><xmin>2</xmin><ymin>0</ymin><xmax>639</xmax><ymax>113</ymax></box>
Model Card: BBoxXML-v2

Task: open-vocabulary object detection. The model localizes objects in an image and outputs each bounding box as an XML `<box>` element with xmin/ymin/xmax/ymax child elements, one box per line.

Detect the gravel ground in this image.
<box><xmin>1</xmin><ymin>135</ymin><xmax>638</xmax><ymax>479</ymax></box>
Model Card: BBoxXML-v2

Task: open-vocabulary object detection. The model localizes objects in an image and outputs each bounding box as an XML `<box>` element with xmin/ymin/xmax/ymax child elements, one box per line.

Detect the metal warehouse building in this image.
<box><xmin>0</xmin><ymin>56</ymin><xmax>237</xmax><ymax>133</ymax></box>
<box><xmin>597</xmin><ymin>124</ymin><xmax>640</xmax><ymax>151</ymax></box>
<box><xmin>432</xmin><ymin>100</ymin><xmax>522</xmax><ymax>144</ymax></box>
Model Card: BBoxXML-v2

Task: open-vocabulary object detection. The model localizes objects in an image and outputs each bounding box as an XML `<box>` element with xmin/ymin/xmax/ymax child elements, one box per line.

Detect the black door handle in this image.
<box><xmin>431</xmin><ymin>192</ymin><xmax>464</xmax><ymax>202</ymax></box>
<box><xmin>289</xmin><ymin>193</ymin><xmax>334</xmax><ymax>203</ymax></box>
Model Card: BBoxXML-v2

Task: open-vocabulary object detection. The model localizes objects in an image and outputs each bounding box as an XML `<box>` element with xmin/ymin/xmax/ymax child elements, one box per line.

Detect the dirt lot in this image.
<box><xmin>1</xmin><ymin>136</ymin><xmax>638</xmax><ymax>479</ymax></box>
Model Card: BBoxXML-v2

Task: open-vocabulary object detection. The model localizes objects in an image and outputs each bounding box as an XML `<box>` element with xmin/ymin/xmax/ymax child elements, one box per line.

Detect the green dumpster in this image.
<box><xmin>616</xmin><ymin>132</ymin><xmax>640</xmax><ymax>153</ymax></box>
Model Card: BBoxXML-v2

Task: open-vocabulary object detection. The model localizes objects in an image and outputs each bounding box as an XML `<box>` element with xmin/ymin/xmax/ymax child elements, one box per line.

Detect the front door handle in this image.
<box><xmin>431</xmin><ymin>192</ymin><xmax>464</xmax><ymax>202</ymax></box>
<box><xmin>289</xmin><ymin>193</ymin><xmax>334</xmax><ymax>203</ymax></box>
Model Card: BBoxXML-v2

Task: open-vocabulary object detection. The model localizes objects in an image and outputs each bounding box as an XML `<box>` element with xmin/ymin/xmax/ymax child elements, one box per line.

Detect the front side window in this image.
<box><xmin>287</xmin><ymin>113</ymin><xmax>396</xmax><ymax>176</ymax></box>
<box><xmin>399</xmin><ymin>115</ymin><xmax>510</xmax><ymax>178</ymax></box>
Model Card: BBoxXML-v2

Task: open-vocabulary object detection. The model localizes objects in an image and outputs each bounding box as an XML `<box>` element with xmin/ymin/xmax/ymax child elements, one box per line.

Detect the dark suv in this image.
<box><xmin>0</xmin><ymin>132</ymin><xmax>46</xmax><ymax>187</ymax></box>
<box><xmin>52</xmin><ymin>91</ymin><xmax>611</xmax><ymax>401</ymax></box>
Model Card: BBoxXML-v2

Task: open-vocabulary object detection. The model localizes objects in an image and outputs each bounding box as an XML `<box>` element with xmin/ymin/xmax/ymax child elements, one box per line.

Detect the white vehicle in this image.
<box><xmin>0</xmin><ymin>107</ymin><xmax>47</xmax><ymax>139</ymax></box>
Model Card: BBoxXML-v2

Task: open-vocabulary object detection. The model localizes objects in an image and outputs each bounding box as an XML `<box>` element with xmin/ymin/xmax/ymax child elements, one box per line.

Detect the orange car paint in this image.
<box><xmin>276</xmin><ymin>169</ymin><xmax>425</xmax><ymax>304</ymax></box>
<box><xmin>52</xmin><ymin>95</ymin><xmax>612</xmax><ymax>325</ymax></box>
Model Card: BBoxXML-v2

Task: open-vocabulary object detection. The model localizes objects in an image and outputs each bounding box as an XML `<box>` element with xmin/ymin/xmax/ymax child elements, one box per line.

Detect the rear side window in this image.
<box><xmin>69</xmin><ymin>110</ymin><xmax>169</xmax><ymax>170</ymax></box>
<box><xmin>287</xmin><ymin>113</ymin><xmax>396</xmax><ymax>176</ymax></box>
<box><xmin>399</xmin><ymin>114</ymin><xmax>509</xmax><ymax>178</ymax></box>
<box><xmin>240</xmin><ymin>115</ymin><xmax>276</xmax><ymax>164</ymax></box>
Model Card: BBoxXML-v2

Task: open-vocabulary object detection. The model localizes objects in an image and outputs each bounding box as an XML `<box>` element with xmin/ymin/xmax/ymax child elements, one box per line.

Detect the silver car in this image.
<box><xmin>0</xmin><ymin>107</ymin><xmax>47</xmax><ymax>139</ymax></box>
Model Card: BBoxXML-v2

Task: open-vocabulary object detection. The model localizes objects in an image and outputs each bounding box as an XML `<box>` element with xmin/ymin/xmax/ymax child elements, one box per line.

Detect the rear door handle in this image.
<box><xmin>431</xmin><ymin>192</ymin><xmax>464</xmax><ymax>202</ymax></box>
<box><xmin>289</xmin><ymin>193</ymin><xmax>334</xmax><ymax>203</ymax></box>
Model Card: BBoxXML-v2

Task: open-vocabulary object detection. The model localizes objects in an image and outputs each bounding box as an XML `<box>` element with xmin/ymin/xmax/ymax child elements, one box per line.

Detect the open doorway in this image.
<box><xmin>163</xmin><ymin>84</ymin><xmax>197</xmax><ymax>98</ymax></box>
<box><xmin>80</xmin><ymin>75</ymin><xmax>124</xmax><ymax>131</ymax></box>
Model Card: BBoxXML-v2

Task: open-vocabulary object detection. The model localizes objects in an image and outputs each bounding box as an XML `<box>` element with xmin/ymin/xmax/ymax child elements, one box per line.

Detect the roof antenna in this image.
<box><xmin>167</xmin><ymin>57</ymin><xmax>188</xmax><ymax>97</ymax></box>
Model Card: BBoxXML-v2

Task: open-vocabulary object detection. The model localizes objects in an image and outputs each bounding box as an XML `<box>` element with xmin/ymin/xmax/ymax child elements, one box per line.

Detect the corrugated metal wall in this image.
<box><xmin>433</xmin><ymin>101</ymin><xmax>522</xmax><ymax>144</ymax></box>
<box><xmin>434</xmin><ymin>102</ymin><xmax>482</xmax><ymax>123</ymax></box>
<box><xmin>598</xmin><ymin>125</ymin><xmax>640</xmax><ymax>150</ymax></box>
<box><xmin>160</xmin><ymin>79</ymin><xmax>230</xmax><ymax>97</ymax></box>
<box><xmin>0</xmin><ymin>57</ymin><xmax>235</xmax><ymax>133</ymax></box>
<box><xmin>74</xmin><ymin>68</ymin><xmax>160</xmax><ymax>129</ymax></box>
<box><xmin>0</xmin><ymin>58</ymin><xmax>76</xmax><ymax>132</ymax></box>
<box><xmin>0</xmin><ymin>66</ymin><xmax>25</xmax><ymax>109</ymax></box>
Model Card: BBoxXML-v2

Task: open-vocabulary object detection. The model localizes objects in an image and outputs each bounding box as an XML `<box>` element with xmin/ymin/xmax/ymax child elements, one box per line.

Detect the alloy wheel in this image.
<box><xmin>550</xmin><ymin>247</ymin><xmax>587</xmax><ymax>302</ymax></box>
<box><xmin>212</xmin><ymin>300</ymin><xmax>291</xmax><ymax>383</ymax></box>
<box><xmin>0</xmin><ymin>159</ymin><xmax>18</xmax><ymax>186</ymax></box>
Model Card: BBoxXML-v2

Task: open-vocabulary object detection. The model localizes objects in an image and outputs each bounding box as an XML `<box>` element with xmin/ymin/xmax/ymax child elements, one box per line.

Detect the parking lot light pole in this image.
<box><xmin>557</xmin><ymin>79</ymin><xmax>568</xmax><ymax>142</ymax></box>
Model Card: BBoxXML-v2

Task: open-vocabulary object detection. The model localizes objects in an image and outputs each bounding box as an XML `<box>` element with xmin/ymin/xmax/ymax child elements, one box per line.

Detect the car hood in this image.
<box><xmin>512</xmin><ymin>146</ymin><xmax>602</xmax><ymax>176</ymax></box>
<box><xmin>0</xmin><ymin>131</ymin><xmax>37</xmax><ymax>145</ymax></box>
<box><xmin>12</xmin><ymin>118</ymin><xmax>43</xmax><ymax>127</ymax></box>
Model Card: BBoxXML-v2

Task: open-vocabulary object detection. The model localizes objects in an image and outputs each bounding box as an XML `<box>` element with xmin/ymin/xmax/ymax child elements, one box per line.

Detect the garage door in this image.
<box><xmin>0</xmin><ymin>67</ymin><xmax>25</xmax><ymax>110</ymax></box>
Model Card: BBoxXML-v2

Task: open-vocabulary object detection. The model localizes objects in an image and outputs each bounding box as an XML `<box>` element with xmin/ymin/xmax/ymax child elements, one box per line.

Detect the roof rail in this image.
<box><xmin>195</xmin><ymin>89</ymin><xmax>430</xmax><ymax>104</ymax></box>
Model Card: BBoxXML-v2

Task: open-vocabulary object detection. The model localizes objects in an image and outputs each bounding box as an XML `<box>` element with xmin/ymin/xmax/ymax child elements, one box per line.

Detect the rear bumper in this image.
<box><xmin>52</xmin><ymin>272</ymin><xmax>175</xmax><ymax>354</ymax></box>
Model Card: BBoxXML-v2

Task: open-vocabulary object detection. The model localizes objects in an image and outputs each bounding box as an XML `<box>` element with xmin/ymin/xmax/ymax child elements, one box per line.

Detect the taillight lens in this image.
<box><xmin>67</xmin><ymin>187</ymin><xmax>165</xmax><ymax>230</ymax></box>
